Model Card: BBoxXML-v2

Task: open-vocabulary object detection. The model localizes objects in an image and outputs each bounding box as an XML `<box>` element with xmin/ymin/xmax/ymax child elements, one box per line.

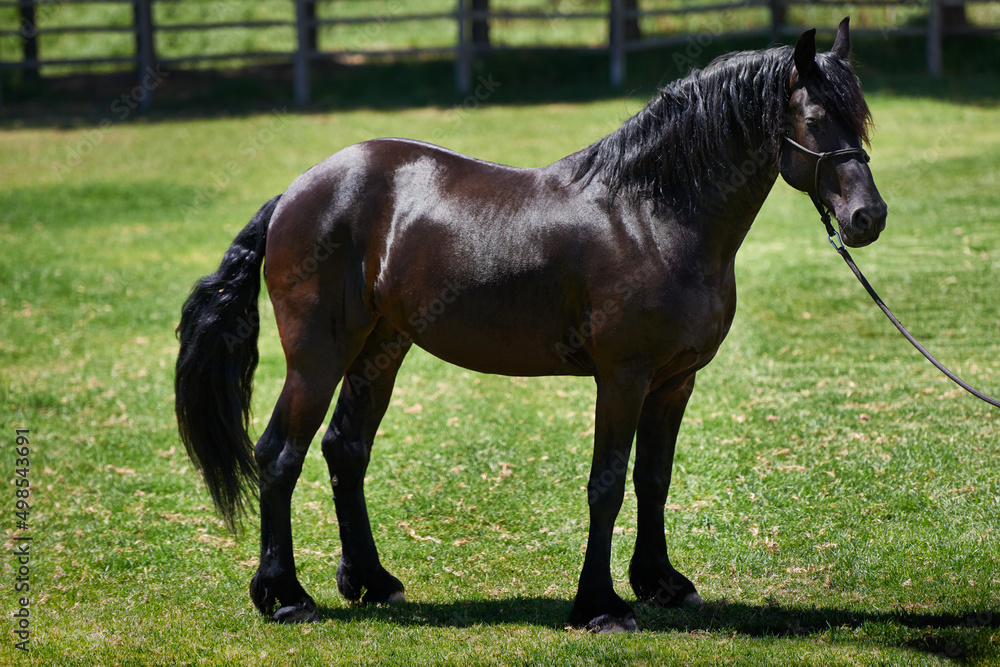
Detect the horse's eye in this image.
<box><xmin>805</xmin><ymin>116</ymin><xmax>820</xmax><ymax>128</ymax></box>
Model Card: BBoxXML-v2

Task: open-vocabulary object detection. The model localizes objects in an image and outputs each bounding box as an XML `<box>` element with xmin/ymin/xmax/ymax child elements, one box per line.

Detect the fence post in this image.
<box><xmin>769</xmin><ymin>0</ymin><xmax>786</xmax><ymax>43</ymax></box>
<box><xmin>133</xmin><ymin>0</ymin><xmax>155</xmax><ymax>110</ymax></box>
<box><xmin>20</xmin><ymin>0</ymin><xmax>40</xmax><ymax>82</ymax></box>
<box><xmin>609</xmin><ymin>0</ymin><xmax>625</xmax><ymax>88</ymax></box>
<box><xmin>455</xmin><ymin>0</ymin><xmax>471</xmax><ymax>94</ymax></box>
<box><xmin>304</xmin><ymin>0</ymin><xmax>317</xmax><ymax>52</ymax></box>
<box><xmin>471</xmin><ymin>0</ymin><xmax>489</xmax><ymax>47</ymax></box>
<box><xmin>294</xmin><ymin>0</ymin><xmax>312</xmax><ymax>107</ymax></box>
<box><xmin>927</xmin><ymin>0</ymin><xmax>942</xmax><ymax>76</ymax></box>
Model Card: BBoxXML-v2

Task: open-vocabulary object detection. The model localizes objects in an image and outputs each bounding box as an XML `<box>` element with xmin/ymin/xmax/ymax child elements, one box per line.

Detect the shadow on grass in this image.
<box><xmin>641</xmin><ymin>599</ymin><xmax>998</xmax><ymax>661</ymax></box>
<box><xmin>317</xmin><ymin>596</ymin><xmax>998</xmax><ymax>659</ymax></box>
<box><xmin>317</xmin><ymin>596</ymin><xmax>572</xmax><ymax>631</ymax></box>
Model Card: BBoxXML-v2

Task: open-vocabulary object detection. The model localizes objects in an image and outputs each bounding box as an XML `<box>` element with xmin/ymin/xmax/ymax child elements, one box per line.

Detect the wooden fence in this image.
<box><xmin>0</xmin><ymin>0</ymin><xmax>995</xmax><ymax>108</ymax></box>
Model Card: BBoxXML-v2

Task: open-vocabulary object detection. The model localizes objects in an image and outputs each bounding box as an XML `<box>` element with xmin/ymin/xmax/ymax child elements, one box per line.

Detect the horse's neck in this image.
<box><xmin>680</xmin><ymin>153</ymin><xmax>781</xmax><ymax>267</ymax></box>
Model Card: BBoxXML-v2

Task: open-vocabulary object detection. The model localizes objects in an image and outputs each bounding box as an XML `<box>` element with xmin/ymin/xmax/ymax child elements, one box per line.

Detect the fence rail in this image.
<box><xmin>1</xmin><ymin>0</ymin><xmax>996</xmax><ymax>108</ymax></box>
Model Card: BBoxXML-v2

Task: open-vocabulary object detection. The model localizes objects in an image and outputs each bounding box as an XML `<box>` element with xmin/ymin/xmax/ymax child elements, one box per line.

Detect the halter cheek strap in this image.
<box><xmin>782</xmin><ymin>136</ymin><xmax>870</xmax><ymax>240</ymax></box>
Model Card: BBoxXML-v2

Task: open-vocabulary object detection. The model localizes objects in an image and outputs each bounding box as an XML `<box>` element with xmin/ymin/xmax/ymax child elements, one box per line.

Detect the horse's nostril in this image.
<box><xmin>852</xmin><ymin>209</ymin><xmax>872</xmax><ymax>233</ymax></box>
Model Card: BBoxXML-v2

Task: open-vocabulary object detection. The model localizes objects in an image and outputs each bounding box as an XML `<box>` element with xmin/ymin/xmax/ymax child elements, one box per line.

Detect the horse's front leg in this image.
<box><xmin>629</xmin><ymin>374</ymin><xmax>703</xmax><ymax>607</ymax></box>
<box><xmin>568</xmin><ymin>373</ymin><xmax>649</xmax><ymax>633</ymax></box>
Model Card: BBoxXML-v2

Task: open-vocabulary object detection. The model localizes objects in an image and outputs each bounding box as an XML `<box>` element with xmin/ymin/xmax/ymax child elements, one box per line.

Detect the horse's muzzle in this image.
<box><xmin>843</xmin><ymin>201</ymin><xmax>887</xmax><ymax>247</ymax></box>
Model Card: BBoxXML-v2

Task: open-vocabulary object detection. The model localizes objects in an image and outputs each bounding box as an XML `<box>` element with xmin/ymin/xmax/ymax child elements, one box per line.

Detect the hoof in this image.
<box><xmin>646</xmin><ymin>578</ymin><xmax>701</xmax><ymax>608</ymax></box>
<box><xmin>336</xmin><ymin>561</ymin><xmax>363</xmax><ymax>601</ymax></box>
<box><xmin>360</xmin><ymin>585</ymin><xmax>406</xmax><ymax>606</ymax></box>
<box><xmin>585</xmin><ymin>613</ymin><xmax>638</xmax><ymax>634</ymax></box>
<box><xmin>339</xmin><ymin>559</ymin><xmax>406</xmax><ymax>605</ymax></box>
<box><xmin>272</xmin><ymin>600</ymin><xmax>319</xmax><ymax>624</ymax></box>
<box><xmin>630</xmin><ymin>561</ymin><xmax>701</xmax><ymax>608</ymax></box>
<box><xmin>682</xmin><ymin>591</ymin><xmax>704</xmax><ymax>607</ymax></box>
<box><xmin>384</xmin><ymin>591</ymin><xmax>406</xmax><ymax>605</ymax></box>
<box><xmin>251</xmin><ymin>569</ymin><xmax>318</xmax><ymax>622</ymax></box>
<box><xmin>250</xmin><ymin>570</ymin><xmax>277</xmax><ymax>616</ymax></box>
<box><xmin>568</xmin><ymin>590</ymin><xmax>637</xmax><ymax>633</ymax></box>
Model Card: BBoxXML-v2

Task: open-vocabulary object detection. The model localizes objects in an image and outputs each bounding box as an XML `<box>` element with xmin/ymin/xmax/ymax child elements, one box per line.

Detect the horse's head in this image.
<box><xmin>780</xmin><ymin>18</ymin><xmax>887</xmax><ymax>248</ymax></box>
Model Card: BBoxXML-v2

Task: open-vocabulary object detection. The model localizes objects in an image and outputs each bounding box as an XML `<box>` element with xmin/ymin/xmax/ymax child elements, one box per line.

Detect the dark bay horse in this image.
<box><xmin>176</xmin><ymin>18</ymin><xmax>886</xmax><ymax>633</ymax></box>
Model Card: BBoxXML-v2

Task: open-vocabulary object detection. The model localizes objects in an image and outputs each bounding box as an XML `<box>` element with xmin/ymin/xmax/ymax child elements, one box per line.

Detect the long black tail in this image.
<box><xmin>175</xmin><ymin>195</ymin><xmax>281</xmax><ymax>529</ymax></box>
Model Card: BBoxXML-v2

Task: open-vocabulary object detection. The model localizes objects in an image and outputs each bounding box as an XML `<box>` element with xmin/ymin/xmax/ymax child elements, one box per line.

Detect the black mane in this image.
<box><xmin>572</xmin><ymin>45</ymin><xmax>872</xmax><ymax>211</ymax></box>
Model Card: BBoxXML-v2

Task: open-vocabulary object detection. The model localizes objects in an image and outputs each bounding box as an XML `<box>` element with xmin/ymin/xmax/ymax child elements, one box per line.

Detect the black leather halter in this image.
<box><xmin>782</xmin><ymin>136</ymin><xmax>870</xmax><ymax>237</ymax></box>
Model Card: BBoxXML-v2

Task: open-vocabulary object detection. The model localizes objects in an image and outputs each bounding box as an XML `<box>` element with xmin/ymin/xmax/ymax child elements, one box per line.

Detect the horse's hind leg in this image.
<box><xmin>322</xmin><ymin>321</ymin><xmax>411</xmax><ymax>604</ymax></box>
<box><xmin>251</xmin><ymin>323</ymin><xmax>370</xmax><ymax>623</ymax></box>
<box><xmin>628</xmin><ymin>374</ymin><xmax>703</xmax><ymax>607</ymax></box>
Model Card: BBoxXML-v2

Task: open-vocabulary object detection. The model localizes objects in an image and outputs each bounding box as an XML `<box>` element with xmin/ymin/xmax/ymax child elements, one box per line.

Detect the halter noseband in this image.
<box><xmin>782</xmin><ymin>136</ymin><xmax>870</xmax><ymax>239</ymax></box>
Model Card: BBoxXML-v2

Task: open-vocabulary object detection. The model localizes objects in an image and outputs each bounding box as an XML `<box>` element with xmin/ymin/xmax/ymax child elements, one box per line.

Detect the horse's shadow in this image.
<box><xmin>318</xmin><ymin>597</ymin><xmax>998</xmax><ymax>659</ymax></box>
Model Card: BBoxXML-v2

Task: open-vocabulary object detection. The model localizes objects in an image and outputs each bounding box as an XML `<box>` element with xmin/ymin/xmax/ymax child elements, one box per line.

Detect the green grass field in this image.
<box><xmin>2</xmin><ymin>52</ymin><xmax>1000</xmax><ymax>665</ymax></box>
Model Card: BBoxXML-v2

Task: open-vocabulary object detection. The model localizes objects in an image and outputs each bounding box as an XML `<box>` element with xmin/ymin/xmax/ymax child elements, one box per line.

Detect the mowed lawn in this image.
<box><xmin>1</xmin><ymin>83</ymin><xmax>998</xmax><ymax>665</ymax></box>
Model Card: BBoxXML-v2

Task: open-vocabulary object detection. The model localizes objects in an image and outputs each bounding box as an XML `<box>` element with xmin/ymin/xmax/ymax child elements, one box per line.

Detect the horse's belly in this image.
<box><xmin>418</xmin><ymin>337</ymin><xmax>590</xmax><ymax>378</ymax></box>
<box><xmin>380</xmin><ymin>279</ymin><xmax>594</xmax><ymax>377</ymax></box>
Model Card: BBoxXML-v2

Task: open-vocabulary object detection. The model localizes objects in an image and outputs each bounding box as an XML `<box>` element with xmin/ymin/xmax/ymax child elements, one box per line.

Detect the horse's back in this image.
<box><xmin>267</xmin><ymin>138</ymin><xmax>542</xmax><ymax>257</ymax></box>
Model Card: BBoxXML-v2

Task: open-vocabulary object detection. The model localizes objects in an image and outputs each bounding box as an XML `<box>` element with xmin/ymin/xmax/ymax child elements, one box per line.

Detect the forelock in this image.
<box><xmin>810</xmin><ymin>52</ymin><xmax>873</xmax><ymax>145</ymax></box>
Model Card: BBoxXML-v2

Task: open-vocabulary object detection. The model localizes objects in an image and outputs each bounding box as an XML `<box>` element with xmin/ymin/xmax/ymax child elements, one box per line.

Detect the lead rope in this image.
<box><xmin>782</xmin><ymin>136</ymin><xmax>1000</xmax><ymax>409</ymax></box>
<box><xmin>826</xmin><ymin>230</ymin><xmax>1000</xmax><ymax>409</ymax></box>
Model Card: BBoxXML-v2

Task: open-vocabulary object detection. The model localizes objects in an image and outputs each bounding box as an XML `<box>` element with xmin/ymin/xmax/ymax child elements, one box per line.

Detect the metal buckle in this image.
<box><xmin>827</xmin><ymin>228</ymin><xmax>845</xmax><ymax>251</ymax></box>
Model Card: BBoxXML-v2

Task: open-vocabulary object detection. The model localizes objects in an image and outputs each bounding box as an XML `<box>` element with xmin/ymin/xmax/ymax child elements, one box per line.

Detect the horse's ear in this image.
<box><xmin>794</xmin><ymin>28</ymin><xmax>817</xmax><ymax>78</ymax></box>
<box><xmin>832</xmin><ymin>17</ymin><xmax>851</xmax><ymax>60</ymax></box>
